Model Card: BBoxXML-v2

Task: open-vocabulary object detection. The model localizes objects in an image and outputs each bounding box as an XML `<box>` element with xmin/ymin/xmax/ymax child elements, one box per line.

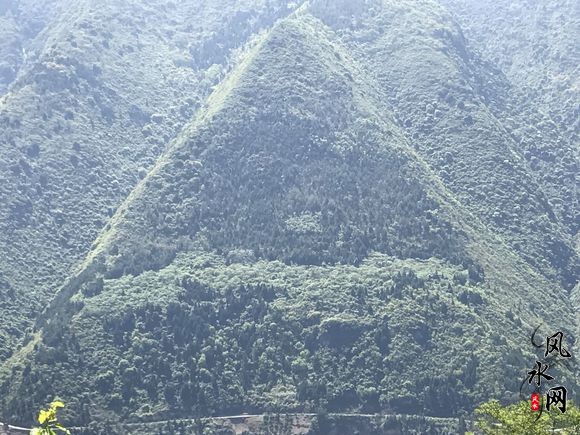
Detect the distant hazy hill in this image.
<box><xmin>0</xmin><ymin>0</ymin><xmax>577</xmax><ymax>432</ymax></box>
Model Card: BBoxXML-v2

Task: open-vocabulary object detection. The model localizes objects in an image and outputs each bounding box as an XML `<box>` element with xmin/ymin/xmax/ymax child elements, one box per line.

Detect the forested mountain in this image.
<box><xmin>0</xmin><ymin>0</ymin><xmax>577</xmax><ymax>433</ymax></box>
<box><xmin>440</xmin><ymin>0</ymin><xmax>579</xmax><ymax>275</ymax></box>
<box><xmin>0</xmin><ymin>0</ymin><xmax>297</xmax><ymax>360</ymax></box>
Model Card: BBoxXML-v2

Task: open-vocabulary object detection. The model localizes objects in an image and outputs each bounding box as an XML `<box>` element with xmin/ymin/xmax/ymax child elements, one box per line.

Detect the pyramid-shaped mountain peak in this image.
<box><xmin>0</xmin><ymin>1</ymin><xmax>577</xmax><ymax>432</ymax></box>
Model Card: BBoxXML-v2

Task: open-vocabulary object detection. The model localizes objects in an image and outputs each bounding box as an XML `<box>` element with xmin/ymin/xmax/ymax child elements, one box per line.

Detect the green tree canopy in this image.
<box><xmin>472</xmin><ymin>399</ymin><xmax>580</xmax><ymax>435</ymax></box>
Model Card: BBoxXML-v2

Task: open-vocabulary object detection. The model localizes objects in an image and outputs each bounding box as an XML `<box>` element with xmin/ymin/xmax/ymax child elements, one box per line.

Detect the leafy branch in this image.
<box><xmin>30</xmin><ymin>401</ymin><xmax>70</xmax><ymax>435</ymax></box>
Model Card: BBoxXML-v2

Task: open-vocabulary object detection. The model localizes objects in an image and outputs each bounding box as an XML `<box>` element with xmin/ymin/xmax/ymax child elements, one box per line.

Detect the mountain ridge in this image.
<box><xmin>1</xmin><ymin>7</ymin><xmax>576</xmax><ymax>427</ymax></box>
<box><xmin>0</xmin><ymin>0</ymin><xmax>577</xmax><ymax>431</ymax></box>
<box><xmin>0</xmin><ymin>0</ymin><xmax>303</xmax><ymax>361</ymax></box>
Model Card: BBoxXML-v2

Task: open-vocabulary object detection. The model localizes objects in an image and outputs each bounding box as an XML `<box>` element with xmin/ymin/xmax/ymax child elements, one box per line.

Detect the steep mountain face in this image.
<box><xmin>439</xmin><ymin>0</ymin><xmax>579</xmax><ymax>262</ymax></box>
<box><xmin>441</xmin><ymin>0</ymin><xmax>578</xmax><ymax>134</ymax></box>
<box><xmin>0</xmin><ymin>0</ymin><xmax>300</xmax><ymax>360</ymax></box>
<box><xmin>309</xmin><ymin>0</ymin><xmax>578</xmax><ymax>290</ymax></box>
<box><xmin>0</xmin><ymin>2</ymin><xmax>577</xmax><ymax>430</ymax></box>
<box><xmin>0</xmin><ymin>0</ymin><xmax>61</xmax><ymax>95</ymax></box>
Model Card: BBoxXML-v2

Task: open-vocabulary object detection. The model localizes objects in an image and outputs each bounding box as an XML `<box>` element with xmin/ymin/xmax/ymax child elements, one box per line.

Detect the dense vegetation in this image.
<box><xmin>3</xmin><ymin>253</ymin><xmax>504</xmax><ymax>421</ymax></box>
<box><xmin>472</xmin><ymin>399</ymin><xmax>580</xmax><ymax>434</ymax></box>
<box><xmin>440</xmin><ymin>0</ymin><xmax>579</xmax><ymax>281</ymax></box>
<box><xmin>310</xmin><ymin>0</ymin><xmax>578</xmax><ymax>290</ymax></box>
<box><xmin>0</xmin><ymin>0</ymin><xmax>577</xmax><ymax>433</ymax></box>
<box><xmin>0</xmin><ymin>0</ymin><xmax>303</xmax><ymax>361</ymax></box>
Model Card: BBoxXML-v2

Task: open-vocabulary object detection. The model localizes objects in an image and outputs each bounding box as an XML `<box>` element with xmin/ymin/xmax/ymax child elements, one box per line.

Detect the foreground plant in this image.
<box><xmin>30</xmin><ymin>401</ymin><xmax>70</xmax><ymax>435</ymax></box>
<box><xmin>470</xmin><ymin>399</ymin><xmax>580</xmax><ymax>434</ymax></box>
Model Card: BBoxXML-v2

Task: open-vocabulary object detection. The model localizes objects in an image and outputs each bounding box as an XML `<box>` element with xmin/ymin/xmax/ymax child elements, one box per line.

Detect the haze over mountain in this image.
<box><xmin>0</xmin><ymin>0</ymin><xmax>577</xmax><ymax>433</ymax></box>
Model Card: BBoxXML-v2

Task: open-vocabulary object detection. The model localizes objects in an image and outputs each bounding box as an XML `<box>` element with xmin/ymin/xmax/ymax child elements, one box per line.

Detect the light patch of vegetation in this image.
<box><xmin>31</xmin><ymin>401</ymin><xmax>70</xmax><ymax>435</ymax></box>
<box><xmin>471</xmin><ymin>399</ymin><xmax>580</xmax><ymax>435</ymax></box>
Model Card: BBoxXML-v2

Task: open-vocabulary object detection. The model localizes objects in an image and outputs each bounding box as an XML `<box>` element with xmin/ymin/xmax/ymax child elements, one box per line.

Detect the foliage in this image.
<box><xmin>30</xmin><ymin>401</ymin><xmax>70</xmax><ymax>435</ymax></box>
<box><xmin>0</xmin><ymin>0</ymin><xmax>302</xmax><ymax>362</ymax></box>
<box><xmin>0</xmin><ymin>0</ymin><xmax>577</xmax><ymax>432</ymax></box>
<box><xmin>473</xmin><ymin>399</ymin><xmax>580</xmax><ymax>435</ymax></box>
<box><xmin>1</xmin><ymin>251</ymin><xmax>570</xmax><ymax>426</ymax></box>
<box><xmin>309</xmin><ymin>0</ymin><xmax>578</xmax><ymax>290</ymax></box>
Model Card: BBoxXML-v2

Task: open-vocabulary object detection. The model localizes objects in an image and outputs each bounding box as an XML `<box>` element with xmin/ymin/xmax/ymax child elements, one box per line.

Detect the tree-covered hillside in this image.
<box><xmin>0</xmin><ymin>0</ymin><xmax>302</xmax><ymax>360</ymax></box>
<box><xmin>310</xmin><ymin>0</ymin><xmax>578</xmax><ymax>290</ymax></box>
<box><xmin>0</xmin><ymin>4</ymin><xmax>577</xmax><ymax>431</ymax></box>
<box><xmin>0</xmin><ymin>0</ymin><xmax>577</xmax><ymax>433</ymax></box>
<box><xmin>440</xmin><ymin>0</ymin><xmax>579</xmax><ymax>269</ymax></box>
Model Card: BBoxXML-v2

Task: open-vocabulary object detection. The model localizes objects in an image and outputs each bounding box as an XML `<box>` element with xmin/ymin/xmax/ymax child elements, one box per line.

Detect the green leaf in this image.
<box><xmin>54</xmin><ymin>423</ymin><xmax>71</xmax><ymax>435</ymax></box>
<box><xmin>38</xmin><ymin>409</ymin><xmax>50</xmax><ymax>425</ymax></box>
<box><xmin>50</xmin><ymin>401</ymin><xmax>65</xmax><ymax>409</ymax></box>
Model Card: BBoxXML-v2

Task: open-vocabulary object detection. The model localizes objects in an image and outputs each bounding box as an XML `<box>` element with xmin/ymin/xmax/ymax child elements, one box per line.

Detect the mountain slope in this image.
<box><xmin>308</xmin><ymin>0</ymin><xmax>578</xmax><ymax>290</ymax></box>
<box><xmin>0</xmin><ymin>0</ymin><xmax>301</xmax><ymax>360</ymax></box>
<box><xmin>1</xmin><ymin>8</ymin><xmax>576</xmax><ymax>428</ymax></box>
<box><xmin>440</xmin><ymin>0</ymin><xmax>579</xmax><ymax>134</ymax></box>
<box><xmin>0</xmin><ymin>0</ymin><xmax>64</xmax><ymax>96</ymax></box>
<box><xmin>439</xmin><ymin>0</ymin><xmax>579</xmax><ymax>251</ymax></box>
